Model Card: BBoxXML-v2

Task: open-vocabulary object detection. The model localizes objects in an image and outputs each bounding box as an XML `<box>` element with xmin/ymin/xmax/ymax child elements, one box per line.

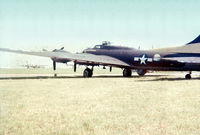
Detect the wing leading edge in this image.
<box><xmin>0</xmin><ymin>48</ymin><xmax>130</xmax><ymax>68</ymax></box>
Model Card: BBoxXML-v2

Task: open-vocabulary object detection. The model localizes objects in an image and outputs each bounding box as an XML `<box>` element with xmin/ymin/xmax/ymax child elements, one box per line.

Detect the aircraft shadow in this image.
<box><xmin>137</xmin><ymin>77</ymin><xmax>200</xmax><ymax>81</ymax></box>
<box><xmin>0</xmin><ymin>74</ymin><xmax>166</xmax><ymax>80</ymax></box>
<box><xmin>0</xmin><ymin>76</ymin><xmax>83</xmax><ymax>80</ymax></box>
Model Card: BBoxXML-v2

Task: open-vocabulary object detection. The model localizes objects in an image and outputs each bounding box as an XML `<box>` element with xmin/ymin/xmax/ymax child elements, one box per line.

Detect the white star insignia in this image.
<box><xmin>139</xmin><ymin>54</ymin><xmax>147</xmax><ymax>64</ymax></box>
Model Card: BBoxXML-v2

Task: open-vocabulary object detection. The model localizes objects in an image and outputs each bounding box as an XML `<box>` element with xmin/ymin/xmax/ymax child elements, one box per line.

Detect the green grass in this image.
<box><xmin>0</xmin><ymin>69</ymin><xmax>200</xmax><ymax>135</ymax></box>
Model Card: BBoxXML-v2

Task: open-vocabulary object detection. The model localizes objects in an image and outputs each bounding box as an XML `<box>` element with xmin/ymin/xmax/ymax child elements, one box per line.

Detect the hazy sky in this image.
<box><xmin>0</xmin><ymin>0</ymin><xmax>200</xmax><ymax>68</ymax></box>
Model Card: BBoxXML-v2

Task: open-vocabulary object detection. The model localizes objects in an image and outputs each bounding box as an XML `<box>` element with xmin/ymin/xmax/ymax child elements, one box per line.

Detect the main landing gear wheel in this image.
<box><xmin>83</xmin><ymin>68</ymin><xmax>93</xmax><ymax>78</ymax></box>
<box><xmin>185</xmin><ymin>71</ymin><xmax>192</xmax><ymax>79</ymax></box>
<box><xmin>136</xmin><ymin>69</ymin><xmax>147</xmax><ymax>76</ymax></box>
<box><xmin>123</xmin><ymin>68</ymin><xmax>132</xmax><ymax>77</ymax></box>
<box><xmin>185</xmin><ymin>74</ymin><xmax>191</xmax><ymax>79</ymax></box>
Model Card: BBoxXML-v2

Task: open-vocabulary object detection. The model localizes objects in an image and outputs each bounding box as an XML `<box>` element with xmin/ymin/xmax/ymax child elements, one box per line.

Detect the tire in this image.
<box><xmin>136</xmin><ymin>69</ymin><xmax>147</xmax><ymax>76</ymax></box>
<box><xmin>123</xmin><ymin>69</ymin><xmax>132</xmax><ymax>77</ymax></box>
<box><xmin>88</xmin><ymin>69</ymin><xmax>93</xmax><ymax>77</ymax></box>
<box><xmin>83</xmin><ymin>68</ymin><xmax>93</xmax><ymax>78</ymax></box>
<box><xmin>185</xmin><ymin>74</ymin><xmax>191</xmax><ymax>79</ymax></box>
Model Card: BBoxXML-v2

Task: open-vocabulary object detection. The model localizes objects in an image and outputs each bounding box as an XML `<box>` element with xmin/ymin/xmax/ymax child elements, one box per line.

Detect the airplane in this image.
<box><xmin>20</xmin><ymin>63</ymin><xmax>46</xmax><ymax>69</ymax></box>
<box><xmin>0</xmin><ymin>35</ymin><xmax>200</xmax><ymax>79</ymax></box>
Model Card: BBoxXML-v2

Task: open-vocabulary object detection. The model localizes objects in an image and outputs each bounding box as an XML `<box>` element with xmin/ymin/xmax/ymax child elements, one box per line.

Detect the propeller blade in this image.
<box><xmin>53</xmin><ymin>47</ymin><xmax>64</xmax><ymax>52</ymax></box>
<box><xmin>110</xmin><ymin>66</ymin><xmax>112</xmax><ymax>72</ymax></box>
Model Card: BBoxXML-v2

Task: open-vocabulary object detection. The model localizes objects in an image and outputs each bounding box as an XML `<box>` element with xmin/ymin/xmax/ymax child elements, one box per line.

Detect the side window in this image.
<box><xmin>94</xmin><ymin>45</ymin><xmax>101</xmax><ymax>49</ymax></box>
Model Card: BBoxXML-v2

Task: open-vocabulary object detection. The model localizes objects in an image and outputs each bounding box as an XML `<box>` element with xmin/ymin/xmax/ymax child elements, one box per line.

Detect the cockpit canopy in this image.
<box><xmin>94</xmin><ymin>41</ymin><xmax>111</xmax><ymax>49</ymax></box>
<box><xmin>93</xmin><ymin>41</ymin><xmax>134</xmax><ymax>50</ymax></box>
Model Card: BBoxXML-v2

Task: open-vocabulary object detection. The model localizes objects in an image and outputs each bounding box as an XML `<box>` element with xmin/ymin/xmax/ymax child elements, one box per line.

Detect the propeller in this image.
<box><xmin>110</xmin><ymin>66</ymin><xmax>112</xmax><ymax>72</ymax></box>
<box><xmin>53</xmin><ymin>61</ymin><xmax>56</xmax><ymax>70</ymax></box>
<box><xmin>53</xmin><ymin>47</ymin><xmax>65</xmax><ymax>52</ymax></box>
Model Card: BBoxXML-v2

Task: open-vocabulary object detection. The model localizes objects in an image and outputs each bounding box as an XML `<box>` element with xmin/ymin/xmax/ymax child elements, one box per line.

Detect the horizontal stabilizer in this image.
<box><xmin>162</xmin><ymin>57</ymin><xmax>200</xmax><ymax>64</ymax></box>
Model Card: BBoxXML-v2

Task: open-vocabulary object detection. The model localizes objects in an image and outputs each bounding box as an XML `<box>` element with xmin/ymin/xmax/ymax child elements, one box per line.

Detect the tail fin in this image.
<box><xmin>187</xmin><ymin>35</ymin><xmax>200</xmax><ymax>45</ymax></box>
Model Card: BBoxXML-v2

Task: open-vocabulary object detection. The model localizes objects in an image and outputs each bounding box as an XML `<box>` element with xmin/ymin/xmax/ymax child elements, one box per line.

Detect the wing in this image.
<box><xmin>0</xmin><ymin>48</ymin><xmax>130</xmax><ymax>67</ymax></box>
<box><xmin>162</xmin><ymin>57</ymin><xmax>200</xmax><ymax>63</ymax></box>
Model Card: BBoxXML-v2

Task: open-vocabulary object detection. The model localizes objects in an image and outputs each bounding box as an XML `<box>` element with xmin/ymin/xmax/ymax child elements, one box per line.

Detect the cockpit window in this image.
<box><xmin>94</xmin><ymin>45</ymin><xmax>101</xmax><ymax>49</ymax></box>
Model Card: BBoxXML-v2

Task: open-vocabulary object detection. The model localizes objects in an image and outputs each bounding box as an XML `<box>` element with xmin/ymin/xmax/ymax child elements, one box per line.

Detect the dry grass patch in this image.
<box><xmin>0</xmin><ymin>69</ymin><xmax>200</xmax><ymax>135</ymax></box>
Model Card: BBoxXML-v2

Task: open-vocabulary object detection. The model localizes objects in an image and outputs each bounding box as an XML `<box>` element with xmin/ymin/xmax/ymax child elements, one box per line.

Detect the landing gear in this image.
<box><xmin>123</xmin><ymin>68</ymin><xmax>132</xmax><ymax>77</ymax></box>
<box><xmin>53</xmin><ymin>61</ymin><xmax>57</xmax><ymax>77</ymax></box>
<box><xmin>83</xmin><ymin>68</ymin><xmax>93</xmax><ymax>78</ymax></box>
<box><xmin>136</xmin><ymin>69</ymin><xmax>147</xmax><ymax>76</ymax></box>
<box><xmin>185</xmin><ymin>71</ymin><xmax>192</xmax><ymax>79</ymax></box>
<box><xmin>185</xmin><ymin>74</ymin><xmax>191</xmax><ymax>79</ymax></box>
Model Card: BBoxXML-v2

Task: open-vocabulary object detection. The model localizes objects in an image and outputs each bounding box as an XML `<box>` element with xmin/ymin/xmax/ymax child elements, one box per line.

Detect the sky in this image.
<box><xmin>0</xmin><ymin>0</ymin><xmax>200</xmax><ymax>68</ymax></box>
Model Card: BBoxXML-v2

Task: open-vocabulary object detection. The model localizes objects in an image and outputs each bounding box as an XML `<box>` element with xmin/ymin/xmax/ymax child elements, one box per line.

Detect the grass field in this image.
<box><xmin>0</xmin><ymin>68</ymin><xmax>200</xmax><ymax>135</ymax></box>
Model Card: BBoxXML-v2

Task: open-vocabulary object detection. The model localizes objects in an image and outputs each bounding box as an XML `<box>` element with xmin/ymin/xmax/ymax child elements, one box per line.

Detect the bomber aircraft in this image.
<box><xmin>0</xmin><ymin>35</ymin><xmax>200</xmax><ymax>79</ymax></box>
